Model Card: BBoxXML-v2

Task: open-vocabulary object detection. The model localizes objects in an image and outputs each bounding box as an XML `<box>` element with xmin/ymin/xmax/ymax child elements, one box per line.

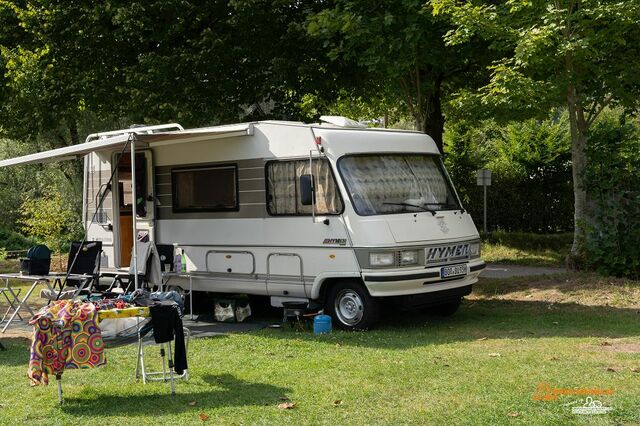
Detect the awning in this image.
<box><xmin>0</xmin><ymin>134</ymin><xmax>131</xmax><ymax>168</ymax></box>
<box><xmin>0</xmin><ymin>123</ymin><xmax>254</xmax><ymax>168</ymax></box>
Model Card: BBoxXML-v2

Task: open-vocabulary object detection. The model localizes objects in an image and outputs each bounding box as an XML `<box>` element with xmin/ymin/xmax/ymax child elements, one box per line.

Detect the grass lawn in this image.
<box><xmin>481</xmin><ymin>232</ymin><xmax>572</xmax><ymax>267</ymax></box>
<box><xmin>1</xmin><ymin>271</ymin><xmax>638</xmax><ymax>425</ymax></box>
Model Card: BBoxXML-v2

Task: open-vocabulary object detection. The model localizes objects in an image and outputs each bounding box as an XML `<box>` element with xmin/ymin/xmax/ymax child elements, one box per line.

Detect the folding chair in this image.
<box><xmin>107</xmin><ymin>241</ymin><xmax>163</xmax><ymax>294</ymax></box>
<box><xmin>1</xmin><ymin>285</ymin><xmax>23</xmax><ymax>322</ymax></box>
<box><xmin>43</xmin><ymin>241</ymin><xmax>103</xmax><ymax>300</ymax></box>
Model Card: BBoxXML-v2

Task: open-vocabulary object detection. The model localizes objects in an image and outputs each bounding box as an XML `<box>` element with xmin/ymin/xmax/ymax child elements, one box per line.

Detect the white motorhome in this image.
<box><xmin>3</xmin><ymin>117</ymin><xmax>485</xmax><ymax>329</ymax></box>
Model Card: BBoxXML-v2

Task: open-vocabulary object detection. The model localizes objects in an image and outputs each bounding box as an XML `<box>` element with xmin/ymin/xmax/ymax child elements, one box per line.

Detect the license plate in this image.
<box><xmin>440</xmin><ymin>264</ymin><xmax>467</xmax><ymax>279</ymax></box>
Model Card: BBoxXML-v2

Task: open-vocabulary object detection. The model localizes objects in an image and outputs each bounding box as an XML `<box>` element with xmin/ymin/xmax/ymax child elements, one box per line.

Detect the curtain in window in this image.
<box><xmin>267</xmin><ymin>159</ymin><xmax>342</xmax><ymax>215</ymax></box>
<box><xmin>267</xmin><ymin>161</ymin><xmax>298</xmax><ymax>214</ymax></box>
<box><xmin>339</xmin><ymin>155</ymin><xmax>449</xmax><ymax>215</ymax></box>
<box><xmin>313</xmin><ymin>159</ymin><xmax>340</xmax><ymax>213</ymax></box>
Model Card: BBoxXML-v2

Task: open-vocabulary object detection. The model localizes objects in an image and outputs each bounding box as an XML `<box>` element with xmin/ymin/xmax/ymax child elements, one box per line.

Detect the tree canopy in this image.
<box><xmin>0</xmin><ymin>0</ymin><xmax>639</xmax><ymax>276</ymax></box>
<box><xmin>308</xmin><ymin>0</ymin><xmax>496</xmax><ymax>152</ymax></box>
<box><xmin>434</xmin><ymin>0</ymin><xmax>640</xmax><ymax>260</ymax></box>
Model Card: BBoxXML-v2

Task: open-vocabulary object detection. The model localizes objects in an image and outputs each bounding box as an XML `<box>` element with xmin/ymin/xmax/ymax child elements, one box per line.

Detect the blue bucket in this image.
<box><xmin>314</xmin><ymin>314</ymin><xmax>332</xmax><ymax>335</ymax></box>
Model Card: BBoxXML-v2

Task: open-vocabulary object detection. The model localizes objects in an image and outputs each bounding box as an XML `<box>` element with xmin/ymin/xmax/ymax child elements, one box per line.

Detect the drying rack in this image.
<box><xmin>52</xmin><ymin>304</ymin><xmax>187</xmax><ymax>404</ymax></box>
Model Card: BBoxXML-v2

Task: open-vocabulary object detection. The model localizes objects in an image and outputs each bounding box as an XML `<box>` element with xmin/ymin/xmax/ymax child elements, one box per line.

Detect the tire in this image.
<box><xmin>431</xmin><ymin>298</ymin><xmax>462</xmax><ymax>317</ymax></box>
<box><xmin>326</xmin><ymin>281</ymin><xmax>380</xmax><ymax>330</ymax></box>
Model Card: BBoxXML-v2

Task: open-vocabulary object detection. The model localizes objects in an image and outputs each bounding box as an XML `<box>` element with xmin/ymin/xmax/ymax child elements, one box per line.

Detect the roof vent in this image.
<box><xmin>319</xmin><ymin>116</ymin><xmax>367</xmax><ymax>128</ymax></box>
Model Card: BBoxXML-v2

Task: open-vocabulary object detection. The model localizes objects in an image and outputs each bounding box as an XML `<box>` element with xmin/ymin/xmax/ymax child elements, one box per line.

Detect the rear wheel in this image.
<box><xmin>326</xmin><ymin>281</ymin><xmax>380</xmax><ymax>330</ymax></box>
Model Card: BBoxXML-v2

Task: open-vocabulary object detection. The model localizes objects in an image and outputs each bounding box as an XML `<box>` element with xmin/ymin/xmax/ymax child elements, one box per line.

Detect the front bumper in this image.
<box><xmin>362</xmin><ymin>260</ymin><xmax>486</xmax><ymax>297</ymax></box>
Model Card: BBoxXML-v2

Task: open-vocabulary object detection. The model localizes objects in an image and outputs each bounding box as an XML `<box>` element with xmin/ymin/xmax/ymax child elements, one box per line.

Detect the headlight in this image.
<box><xmin>400</xmin><ymin>250</ymin><xmax>419</xmax><ymax>265</ymax></box>
<box><xmin>469</xmin><ymin>242</ymin><xmax>481</xmax><ymax>258</ymax></box>
<box><xmin>370</xmin><ymin>252</ymin><xmax>395</xmax><ymax>267</ymax></box>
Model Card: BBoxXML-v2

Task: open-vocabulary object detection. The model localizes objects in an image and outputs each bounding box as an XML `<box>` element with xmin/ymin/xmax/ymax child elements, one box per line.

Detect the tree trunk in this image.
<box><xmin>567</xmin><ymin>83</ymin><xmax>589</xmax><ymax>266</ymax></box>
<box><xmin>69</xmin><ymin>119</ymin><xmax>80</xmax><ymax>146</ymax></box>
<box><xmin>411</xmin><ymin>77</ymin><xmax>444</xmax><ymax>154</ymax></box>
<box><xmin>422</xmin><ymin>90</ymin><xmax>445</xmax><ymax>154</ymax></box>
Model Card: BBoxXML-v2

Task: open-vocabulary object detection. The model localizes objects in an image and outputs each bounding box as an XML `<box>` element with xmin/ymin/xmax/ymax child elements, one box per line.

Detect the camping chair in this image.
<box><xmin>107</xmin><ymin>241</ymin><xmax>163</xmax><ymax>294</ymax></box>
<box><xmin>42</xmin><ymin>241</ymin><xmax>103</xmax><ymax>301</ymax></box>
<box><xmin>1</xmin><ymin>285</ymin><xmax>23</xmax><ymax>322</ymax></box>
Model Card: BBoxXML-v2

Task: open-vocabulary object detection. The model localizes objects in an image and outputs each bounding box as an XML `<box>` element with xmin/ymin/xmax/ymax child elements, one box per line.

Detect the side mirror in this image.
<box><xmin>300</xmin><ymin>174</ymin><xmax>315</xmax><ymax>206</ymax></box>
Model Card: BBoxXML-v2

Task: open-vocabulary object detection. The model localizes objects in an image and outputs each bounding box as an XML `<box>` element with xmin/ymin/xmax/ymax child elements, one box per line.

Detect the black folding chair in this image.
<box><xmin>156</xmin><ymin>244</ymin><xmax>175</xmax><ymax>273</ymax></box>
<box><xmin>50</xmin><ymin>241</ymin><xmax>103</xmax><ymax>298</ymax></box>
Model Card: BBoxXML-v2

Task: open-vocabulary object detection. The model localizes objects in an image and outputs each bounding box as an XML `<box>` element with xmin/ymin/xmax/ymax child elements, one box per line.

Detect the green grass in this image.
<box><xmin>1</xmin><ymin>273</ymin><xmax>638</xmax><ymax>425</ymax></box>
<box><xmin>481</xmin><ymin>232</ymin><xmax>572</xmax><ymax>267</ymax></box>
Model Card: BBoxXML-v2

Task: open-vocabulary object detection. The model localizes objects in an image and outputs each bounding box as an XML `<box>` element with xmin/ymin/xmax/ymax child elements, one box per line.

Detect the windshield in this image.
<box><xmin>338</xmin><ymin>154</ymin><xmax>461</xmax><ymax>216</ymax></box>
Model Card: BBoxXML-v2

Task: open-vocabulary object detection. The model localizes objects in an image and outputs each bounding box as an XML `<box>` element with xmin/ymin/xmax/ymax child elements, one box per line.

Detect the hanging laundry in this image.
<box><xmin>28</xmin><ymin>300</ymin><xmax>106</xmax><ymax>385</ymax></box>
<box><xmin>147</xmin><ymin>302</ymin><xmax>188</xmax><ymax>375</ymax></box>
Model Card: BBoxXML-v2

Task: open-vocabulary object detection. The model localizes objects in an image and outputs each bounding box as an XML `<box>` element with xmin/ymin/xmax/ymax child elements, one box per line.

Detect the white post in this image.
<box><xmin>130</xmin><ymin>136</ymin><xmax>139</xmax><ymax>290</ymax></box>
<box><xmin>483</xmin><ymin>184</ymin><xmax>487</xmax><ymax>234</ymax></box>
<box><xmin>56</xmin><ymin>374</ymin><xmax>63</xmax><ymax>404</ymax></box>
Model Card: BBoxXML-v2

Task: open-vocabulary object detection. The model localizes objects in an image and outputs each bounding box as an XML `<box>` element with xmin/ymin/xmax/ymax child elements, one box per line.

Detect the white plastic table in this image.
<box><xmin>1</xmin><ymin>272</ymin><xmax>95</xmax><ymax>333</ymax></box>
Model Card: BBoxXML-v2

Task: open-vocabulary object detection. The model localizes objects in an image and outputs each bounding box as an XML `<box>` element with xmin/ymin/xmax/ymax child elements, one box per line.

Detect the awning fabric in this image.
<box><xmin>0</xmin><ymin>134</ymin><xmax>131</xmax><ymax>167</ymax></box>
<box><xmin>0</xmin><ymin>123</ymin><xmax>253</xmax><ymax>168</ymax></box>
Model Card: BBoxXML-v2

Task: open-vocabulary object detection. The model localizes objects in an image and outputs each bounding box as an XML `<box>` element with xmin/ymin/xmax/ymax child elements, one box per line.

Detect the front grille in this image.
<box><xmin>425</xmin><ymin>243</ymin><xmax>470</xmax><ymax>265</ymax></box>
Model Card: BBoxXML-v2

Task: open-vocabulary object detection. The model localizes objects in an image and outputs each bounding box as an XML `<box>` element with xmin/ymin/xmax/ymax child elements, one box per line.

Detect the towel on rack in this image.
<box><xmin>28</xmin><ymin>301</ymin><xmax>106</xmax><ymax>385</ymax></box>
<box><xmin>129</xmin><ymin>241</ymin><xmax>162</xmax><ymax>287</ymax></box>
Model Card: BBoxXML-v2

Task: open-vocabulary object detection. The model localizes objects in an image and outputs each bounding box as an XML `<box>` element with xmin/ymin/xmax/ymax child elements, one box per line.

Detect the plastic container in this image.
<box><xmin>173</xmin><ymin>244</ymin><xmax>181</xmax><ymax>273</ymax></box>
<box><xmin>313</xmin><ymin>314</ymin><xmax>332</xmax><ymax>335</ymax></box>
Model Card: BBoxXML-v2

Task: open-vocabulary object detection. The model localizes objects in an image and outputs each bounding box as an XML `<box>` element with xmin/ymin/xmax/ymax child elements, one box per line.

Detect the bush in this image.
<box><xmin>445</xmin><ymin>113</ymin><xmax>574</xmax><ymax>233</ymax></box>
<box><xmin>0</xmin><ymin>228</ymin><xmax>36</xmax><ymax>251</ymax></box>
<box><xmin>19</xmin><ymin>188</ymin><xmax>83</xmax><ymax>255</ymax></box>
<box><xmin>482</xmin><ymin>230</ymin><xmax>573</xmax><ymax>253</ymax></box>
<box><xmin>583</xmin><ymin>111</ymin><xmax>640</xmax><ymax>279</ymax></box>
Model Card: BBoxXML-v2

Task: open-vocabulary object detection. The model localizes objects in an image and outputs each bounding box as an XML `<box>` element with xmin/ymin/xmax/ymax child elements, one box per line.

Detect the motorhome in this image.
<box><xmin>1</xmin><ymin>117</ymin><xmax>485</xmax><ymax>329</ymax></box>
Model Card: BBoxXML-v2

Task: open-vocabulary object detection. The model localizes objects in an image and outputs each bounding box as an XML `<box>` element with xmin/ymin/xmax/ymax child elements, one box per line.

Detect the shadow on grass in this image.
<box><xmin>61</xmin><ymin>373</ymin><xmax>291</xmax><ymax>417</ymax></box>
<box><xmin>0</xmin><ymin>337</ymin><xmax>30</xmax><ymax>366</ymax></box>
<box><xmin>255</xmin><ymin>297</ymin><xmax>640</xmax><ymax>349</ymax></box>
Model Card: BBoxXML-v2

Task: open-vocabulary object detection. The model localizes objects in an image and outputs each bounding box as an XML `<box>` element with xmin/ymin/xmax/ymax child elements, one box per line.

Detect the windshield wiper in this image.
<box><xmin>423</xmin><ymin>202</ymin><xmax>465</xmax><ymax>214</ymax></box>
<box><xmin>382</xmin><ymin>202</ymin><xmax>437</xmax><ymax>215</ymax></box>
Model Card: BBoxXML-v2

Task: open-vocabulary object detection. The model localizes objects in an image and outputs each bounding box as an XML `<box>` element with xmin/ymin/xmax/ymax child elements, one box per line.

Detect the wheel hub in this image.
<box><xmin>335</xmin><ymin>290</ymin><xmax>364</xmax><ymax>326</ymax></box>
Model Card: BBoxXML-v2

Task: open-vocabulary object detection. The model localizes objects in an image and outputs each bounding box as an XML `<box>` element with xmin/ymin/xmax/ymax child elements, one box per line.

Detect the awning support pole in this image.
<box><xmin>130</xmin><ymin>135</ymin><xmax>139</xmax><ymax>291</ymax></box>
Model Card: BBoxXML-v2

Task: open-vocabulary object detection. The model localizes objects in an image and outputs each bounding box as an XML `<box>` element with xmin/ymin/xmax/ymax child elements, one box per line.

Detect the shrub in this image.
<box><xmin>19</xmin><ymin>188</ymin><xmax>83</xmax><ymax>256</ymax></box>
<box><xmin>583</xmin><ymin>111</ymin><xmax>640</xmax><ymax>279</ymax></box>
<box><xmin>445</xmin><ymin>113</ymin><xmax>574</xmax><ymax>232</ymax></box>
<box><xmin>0</xmin><ymin>228</ymin><xmax>36</xmax><ymax>251</ymax></box>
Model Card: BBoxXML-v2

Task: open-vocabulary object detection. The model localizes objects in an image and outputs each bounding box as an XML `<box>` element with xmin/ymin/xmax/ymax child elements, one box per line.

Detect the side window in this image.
<box><xmin>172</xmin><ymin>165</ymin><xmax>238</xmax><ymax>212</ymax></box>
<box><xmin>266</xmin><ymin>158</ymin><xmax>343</xmax><ymax>215</ymax></box>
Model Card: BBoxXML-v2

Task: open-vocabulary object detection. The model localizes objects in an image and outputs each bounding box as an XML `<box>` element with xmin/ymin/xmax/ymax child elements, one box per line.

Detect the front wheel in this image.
<box><xmin>326</xmin><ymin>281</ymin><xmax>380</xmax><ymax>330</ymax></box>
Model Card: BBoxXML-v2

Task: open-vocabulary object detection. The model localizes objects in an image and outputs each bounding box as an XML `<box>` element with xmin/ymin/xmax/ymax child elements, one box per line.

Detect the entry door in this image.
<box><xmin>115</xmin><ymin>150</ymin><xmax>155</xmax><ymax>267</ymax></box>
